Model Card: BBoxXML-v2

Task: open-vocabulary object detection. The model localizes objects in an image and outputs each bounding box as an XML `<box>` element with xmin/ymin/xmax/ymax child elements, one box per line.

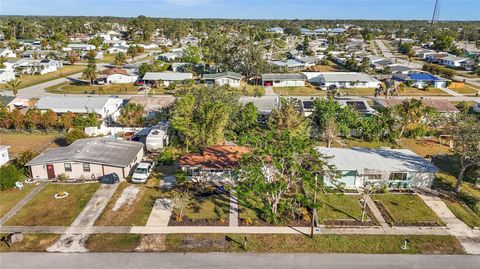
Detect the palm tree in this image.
<box><xmin>396</xmin><ymin>99</ymin><xmax>424</xmax><ymax>137</ymax></box>
<box><xmin>6</xmin><ymin>79</ymin><xmax>22</xmax><ymax>96</ymax></box>
<box><xmin>127</xmin><ymin>45</ymin><xmax>139</xmax><ymax>61</ymax></box>
<box><xmin>82</xmin><ymin>64</ymin><xmax>97</xmax><ymax>86</ymax></box>
<box><xmin>118</xmin><ymin>103</ymin><xmax>145</xmax><ymax>127</ymax></box>
<box><xmin>113</xmin><ymin>52</ymin><xmax>127</xmax><ymax>67</ymax></box>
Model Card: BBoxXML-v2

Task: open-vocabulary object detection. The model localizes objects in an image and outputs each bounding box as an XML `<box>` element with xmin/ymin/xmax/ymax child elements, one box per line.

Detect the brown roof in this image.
<box><xmin>375</xmin><ymin>99</ymin><xmax>459</xmax><ymax>113</ymax></box>
<box><xmin>179</xmin><ymin>145</ymin><xmax>250</xmax><ymax>169</ymax></box>
<box><xmin>102</xmin><ymin>68</ymin><xmax>128</xmax><ymax>76</ymax></box>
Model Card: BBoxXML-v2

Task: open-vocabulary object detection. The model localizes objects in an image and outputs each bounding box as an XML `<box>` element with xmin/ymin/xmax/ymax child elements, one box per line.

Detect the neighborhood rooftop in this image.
<box><xmin>261</xmin><ymin>73</ymin><xmax>306</xmax><ymax>81</ymax></box>
<box><xmin>319</xmin><ymin>72</ymin><xmax>379</xmax><ymax>82</ymax></box>
<box><xmin>202</xmin><ymin>71</ymin><xmax>241</xmax><ymax>79</ymax></box>
<box><xmin>26</xmin><ymin>138</ymin><xmax>144</xmax><ymax>167</ymax></box>
<box><xmin>143</xmin><ymin>72</ymin><xmax>193</xmax><ymax>81</ymax></box>
<box><xmin>35</xmin><ymin>96</ymin><xmax>115</xmax><ymax>113</ymax></box>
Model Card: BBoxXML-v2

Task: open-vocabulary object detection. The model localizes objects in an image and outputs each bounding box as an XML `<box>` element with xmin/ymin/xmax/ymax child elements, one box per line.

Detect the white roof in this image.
<box><xmin>316</xmin><ymin>147</ymin><xmax>439</xmax><ymax>173</ymax></box>
<box><xmin>320</xmin><ymin>72</ymin><xmax>379</xmax><ymax>83</ymax></box>
<box><xmin>143</xmin><ymin>72</ymin><xmax>193</xmax><ymax>81</ymax></box>
<box><xmin>35</xmin><ymin>96</ymin><xmax>121</xmax><ymax>114</ymax></box>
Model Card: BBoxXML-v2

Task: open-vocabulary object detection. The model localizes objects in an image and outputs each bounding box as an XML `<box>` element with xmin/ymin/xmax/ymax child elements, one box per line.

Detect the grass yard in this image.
<box><xmin>184</xmin><ymin>194</ymin><xmax>230</xmax><ymax>220</ymax></box>
<box><xmin>433</xmin><ymin>172</ymin><xmax>480</xmax><ymax>217</ymax></box>
<box><xmin>338</xmin><ymin>88</ymin><xmax>376</xmax><ymax>96</ymax></box>
<box><xmin>98</xmin><ymin>53</ymin><xmax>116</xmax><ymax>63</ymax></box>
<box><xmin>95</xmin><ymin>176</ymin><xmax>160</xmax><ymax>226</ymax></box>
<box><xmin>372</xmin><ymin>194</ymin><xmax>443</xmax><ymax>226</ymax></box>
<box><xmin>319</xmin><ymin>194</ymin><xmax>368</xmax><ymax>223</ymax></box>
<box><xmin>449</xmin><ymin>86</ymin><xmax>479</xmax><ymax>95</ymax></box>
<box><xmin>85</xmin><ymin>234</ymin><xmax>141</xmax><ymax>252</ymax></box>
<box><xmin>273</xmin><ymin>85</ymin><xmax>326</xmax><ymax>96</ymax></box>
<box><xmin>400</xmin><ymin>87</ymin><xmax>449</xmax><ymax>96</ymax></box>
<box><xmin>2</xmin><ymin>65</ymin><xmax>85</xmax><ymax>90</ymax></box>
<box><xmin>396</xmin><ymin>138</ymin><xmax>451</xmax><ymax>157</ymax></box>
<box><xmin>444</xmin><ymin>200</ymin><xmax>480</xmax><ymax>228</ymax></box>
<box><xmin>0</xmin><ymin>132</ymin><xmax>64</xmax><ymax>158</ymax></box>
<box><xmin>343</xmin><ymin>138</ymin><xmax>398</xmax><ymax>149</ymax></box>
<box><xmin>46</xmin><ymin>81</ymin><xmax>139</xmax><ymax>94</ymax></box>
<box><xmin>0</xmin><ymin>234</ymin><xmax>60</xmax><ymax>252</ymax></box>
<box><xmin>164</xmin><ymin>234</ymin><xmax>464</xmax><ymax>254</ymax></box>
<box><xmin>0</xmin><ymin>183</ymin><xmax>36</xmax><ymax>218</ymax></box>
<box><xmin>5</xmin><ymin>183</ymin><xmax>99</xmax><ymax>226</ymax></box>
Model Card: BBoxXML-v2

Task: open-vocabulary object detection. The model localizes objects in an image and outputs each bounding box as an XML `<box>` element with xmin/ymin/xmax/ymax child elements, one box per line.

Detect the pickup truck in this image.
<box><xmin>131</xmin><ymin>162</ymin><xmax>153</xmax><ymax>183</ymax></box>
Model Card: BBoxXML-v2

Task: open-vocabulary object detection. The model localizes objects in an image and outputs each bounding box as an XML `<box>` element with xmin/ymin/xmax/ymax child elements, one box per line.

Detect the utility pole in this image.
<box><xmin>310</xmin><ymin>174</ymin><xmax>318</xmax><ymax>238</ymax></box>
<box><xmin>430</xmin><ymin>0</ymin><xmax>441</xmax><ymax>40</ymax></box>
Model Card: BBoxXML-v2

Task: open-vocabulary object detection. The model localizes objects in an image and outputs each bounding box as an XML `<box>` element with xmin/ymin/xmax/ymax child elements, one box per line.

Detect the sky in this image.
<box><xmin>1</xmin><ymin>0</ymin><xmax>479</xmax><ymax>20</ymax></box>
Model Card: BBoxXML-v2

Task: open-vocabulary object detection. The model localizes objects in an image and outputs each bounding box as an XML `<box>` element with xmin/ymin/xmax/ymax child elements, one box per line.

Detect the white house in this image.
<box><xmin>103</xmin><ymin>39</ymin><xmax>127</xmax><ymax>47</ymax></box>
<box><xmin>65</xmin><ymin>44</ymin><xmax>96</xmax><ymax>51</ymax></box>
<box><xmin>439</xmin><ymin>55</ymin><xmax>469</xmax><ymax>68</ymax></box>
<box><xmin>26</xmin><ymin>138</ymin><xmax>144</xmax><ymax>180</ymax></box>
<box><xmin>0</xmin><ymin>70</ymin><xmax>15</xmax><ymax>83</ymax></box>
<box><xmin>0</xmin><ymin>48</ymin><xmax>16</xmax><ymax>58</ymax></box>
<box><xmin>261</xmin><ymin>73</ymin><xmax>306</xmax><ymax>87</ymax></box>
<box><xmin>317</xmin><ymin>147</ymin><xmax>439</xmax><ymax>189</ymax></box>
<box><xmin>146</xmin><ymin>122</ymin><xmax>170</xmax><ymax>152</ymax></box>
<box><xmin>270</xmin><ymin>59</ymin><xmax>306</xmax><ymax>71</ymax></box>
<box><xmin>14</xmin><ymin>59</ymin><xmax>63</xmax><ymax>75</ymax></box>
<box><xmin>107</xmin><ymin>46</ymin><xmax>128</xmax><ymax>54</ymax></box>
<box><xmin>158</xmin><ymin>48</ymin><xmax>183</xmax><ymax>62</ymax></box>
<box><xmin>202</xmin><ymin>72</ymin><xmax>242</xmax><ymax>87</ymax></box>
<box><xmin>0</xmin><ymin>145</ymin><xmax>10</xmax><ymax>166</ymax></box>
<box><xmin>35</xmin><ymin>96</ymin><xmax>124</xmax><ymax>124</ymax></box>
<box><xmin>142</xmin><ymin>72</ymin><xmax>193</xmax><ymax>86</ymax></box>
<box><xmin>96</xmin><ymin>68</ymin><xmax>138</xmax><ymax>84</ymax></box>
<box><xmin>315</xmin><ymin>72</ymin><xmax>380</xmax><ymax>89</ymax></box>
<box><xmin>267</xmin><ymin>27</ymin><xmax>284</xmax><ymax>34</ymax></box>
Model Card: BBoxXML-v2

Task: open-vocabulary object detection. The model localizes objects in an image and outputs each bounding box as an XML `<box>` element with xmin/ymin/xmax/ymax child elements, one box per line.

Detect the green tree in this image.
<box><xmin>268</xmin><ymin>100</ymin><xmax>308</xmax><ymax>138</ymax></box>
<box><xmin>15</xmin><ymin>150</ymin><xmax>39</xmax><ymax>172</ymax></box>
<box><xmin>171</xmin><ymin>94</ymin><xmax>196</xmax><ymax>152</ymax></box>
<box><xmin>127</xmin><ymin>45</ymin><xmax>140</xmax><ymax>61</ymax></box>
<box><xmin>65</xmin><ymin>128</ymin><xmax>88</xmax><ymax>144</ymax></box>
<box><xmin>434</xmin><ymin>33</ymin><xmax>455</xmax><ymax>51</ymax></box>
<box><xmin>114</xmin><ymin>52</ymin><xmax>127</xmax><ymax>67</ymax></box>
<box><xmin>118</xmin><ymin>102</ymin><xmax>145</xmax><ymax>127</ymax></box>
<box><xmin>82</xmin><ymin>64</ymin><xmax>97</xmax><ymax>86</ymax></box>
<box><xmin>182</xmin><ymin>45</ymin><xmax>201</xmax><ymax>64</ymax></box>
<box><xmin>72</xmin><ymin>111</ymin><xmax>99</xmax><ymax>129</ymax></box>
<box><xmin>0</xmin><ymin>164</ymin><xmax>23</xmax><ymax>190</ymax></box>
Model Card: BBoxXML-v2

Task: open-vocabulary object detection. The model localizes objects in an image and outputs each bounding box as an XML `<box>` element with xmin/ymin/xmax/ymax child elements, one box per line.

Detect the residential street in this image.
<box><xmin>1</xmin><ymin>253</ymin><xmax>479</xmax><ymax>269</ymax></box>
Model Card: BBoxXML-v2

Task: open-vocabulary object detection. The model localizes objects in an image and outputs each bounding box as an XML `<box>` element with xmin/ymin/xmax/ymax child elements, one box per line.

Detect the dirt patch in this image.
<box><xmin>178</xmin><ymin>235</ymin><xmax>229</xmax><ymax>251</ymax></box>
<box><xmin>113</xmin><ymin>186</ymin><xmax>140</xmax><ymax>211</ymax></box>
<box><xmin>47</xmin><ymin>234</ymin><xmax>89</xmax><ymax>253</ymax></box>
<box><xmin>168</xmin><ymin>216</ymin><xmax>228</xmax><ymax>226</ymax></box>
<box><xmin>135</xmin><ymin>234</ymin><xmax>166</xmax><ymax>252</ymax></box>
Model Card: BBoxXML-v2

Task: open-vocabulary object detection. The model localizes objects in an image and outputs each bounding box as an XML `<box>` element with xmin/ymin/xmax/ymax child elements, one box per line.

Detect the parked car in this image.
<box><xmin>134</xmin><ymin>80</ymin><xmax>145</xmax><ymax>86</ymax></box>
<box><xmin>131</xmin><ymin>162</ymin><xmax>153</xmax><ymax>183</ymax></box>
<box><xmin>99</xmin><ymin>173</ymin><xmax>120</xmax><ymax>184</ymax></box>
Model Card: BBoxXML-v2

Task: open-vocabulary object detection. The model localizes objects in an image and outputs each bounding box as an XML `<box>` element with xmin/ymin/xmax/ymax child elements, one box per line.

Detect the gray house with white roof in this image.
<box><xmin>26</xmin><ymin>138</ymin><xmax>144</xmax><ymax>180</ymax></box>
<box><xmin>202</xmin><ymin>72</ymin><xmax>241</xmax><ymax>87</ymax></box>
<box><xmin>317</xmin><ymin>72</ymin><xmax>380</xmax><ymax>89</ymax></box>
<box><xmin>143</xmin><ymin>72</ymin><xmax>193</xmax><ymax>86</ymax></box>
<box><xmin>317</xmin><ymin>147</ymin><xmax>439</xmax><ymax>189</ymax></box>
<box><xmin>261</xmin><ymin>73</ymin><xmax>306</xmax><ymax>87</ymax></box>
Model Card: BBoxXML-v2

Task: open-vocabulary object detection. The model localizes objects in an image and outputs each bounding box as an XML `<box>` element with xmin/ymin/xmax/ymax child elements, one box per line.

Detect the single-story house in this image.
<box><xmin>374</xmin><ymin>98</ymin><xmax>459</xmax><ymax>116</ymax></box>
<box><xmin>392</xmin><ymin>73</ymin><xmax>449</xmax><ymax>89</ymax></box>
<box><xmin>202</xmin><ymin>71</ymin><xmax>241</xmax><ymax>87</ymax></box>
<box><xmin>0</xmin><ymin>96</ymin><xmax>31</xmax><ymax>111</ymax></box>
<box><xmin>317</xmin><ymin>72</ymin><xmax>380</xmax><ymax>89</ymax></box>
<box><xmin>317</xmin><ymin>147</ymin><xmax>439</xmax><ymax>189</ymax></box>
<box><xmin>107</xmin><ymin>46</ymin><xmax>128</xmax><ymax>54</ymax></box>
<box><xmin>0</xmin><ymin>70</ymin><xmax>15</xmax><ymax>83</ymax></box>
<box><xmin>35</xmin><ymin>96</ymin><xmax>124</xmax><ymax>124</ymax></box>
<box><xmin>439</xmin><ymin>55</ymin><xmax>469</xmax><ymax>68</ymax></box>
<box><xmin>295</xmin><ymin>56</ymin><xmax>321</xmax><ymax>66</ymax></box>
<box><xmin>179</xmin><ymin>145</ymin><xmax>250</xmax><ymax>181</ymax></box>
<box><xmin>459</xmin><ymin>59</ymin><xmax>477</xmax><ymax>71</ymax></box>
<box><xmin>65</xmin><ymin>44</ymin><xmax>96</xmax><ymax>51</ymax></box>
<box><xmin>26</xmin><ymin>138</ymin><xmax>145</xmax><ymax>180</ymax></box>
<box><xmin>14</xmin><ymin>59</ymin><xmax>63</xmax><ymax>75</ymax></box>
<box><xmin>21</xmin><ymin>50</ymin><xmax>54</xmax><ymax>59</ymax></box>
<box><xmin>389</xmin><ymin>65</ymin><xmax>414</xmax><ymax>74</ymax></box>
<box><xmin>415</xmin><ymin>49</ymin><xmax>436</xmax><ymax>59</ymax></box>
<box><xmin>142</xmin><ymin>72</ymin><xmax>193</xmax><ymax>86</ymax></box>
<box><xmin>95</xmin><ymin>68</ymin><xmax>138</xmax><ymax>84</ymax></box>
<box><xmin>261</xmin><ymin>73</ymin><xmax>306</xmax><ymax>87</ymax></box>
<box><xmin>0</xmin><ymin>48</ymin><xmax>16</xmax><ymax>58</ymax></box>
<box><xmin>372</xmin><ymin>59</ymin><xmax>395</xmax><ymax>70</ymax></box>
<box><xmin>0</xmin><ymin>145</ymin><xmax>10</xmax><ymax>166</ymax></box>
<box><xmin>158</xmin><ymin>49</ymin><xmax>183</xmax><ymax>62</ymax></box>
<box><xmin>270</xmin><ymin>59</ymin><xmax>306</xmax><ymax>71</ymax></box>
<box><xmin>103</xmin><ymin>39</ymin><xmax>127</xmax><ymax>47</ymax></box>
<box><xmin>239</xmin><ymin>96</ymin><xmax>280</xmax><ymax>122</ymax></box>
<box><xmin>426</xmin><ymin>53</ymin><xmax>449</xmax><ymax>63</ymax></box>
<box><xmin>267</xmin><ymin>27</ymin><xmax>284</xmax><ymax>34</ymax></box>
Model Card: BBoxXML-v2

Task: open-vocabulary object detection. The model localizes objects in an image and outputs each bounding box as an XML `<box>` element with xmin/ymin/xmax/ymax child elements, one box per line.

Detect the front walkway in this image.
<box><xmin>418</xmin><ymin>193</ymin><xmax>480</xmax><ymax>254</ymax></box>
<box><xmin>0</xmin><ymin>182</ymin><xmax>48</xmax><ymax>226</ymax></box>
<box><xmin>145</xmin><ymin>199</ymin><xmax>172</xmax><ymax>227</ymax></box>
<box><xmin>438</xmin><ymin>87</ymin><xmax>463</xmax><ymax>97</ymax></box>
<box><xmin>229</xmin><ymin>191</ymin><xmax>239</xmax><ymax>227</ymax></box>
<box><xmin>364</xmin><ymin>195</ymin><xmax>389</xmax><ymax>228</ymax></box>
<box><xmin>47</xmin><ymin>183</ymin><xmax>119</xmax><ymax>253</ymax></box>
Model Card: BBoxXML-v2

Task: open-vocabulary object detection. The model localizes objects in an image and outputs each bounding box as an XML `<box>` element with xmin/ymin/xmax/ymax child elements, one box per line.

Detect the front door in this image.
<box><xmin>46</xmin><ymin>164</ymin><xmax>55</xmax><ymax>179</ymax></box>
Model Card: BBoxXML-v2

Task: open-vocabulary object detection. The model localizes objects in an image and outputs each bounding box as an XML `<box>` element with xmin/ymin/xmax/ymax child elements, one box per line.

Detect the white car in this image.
<box><xmin>131</xmin><ymin>162</ymin><xmax>153</xmax><ymax>183</ymax></box>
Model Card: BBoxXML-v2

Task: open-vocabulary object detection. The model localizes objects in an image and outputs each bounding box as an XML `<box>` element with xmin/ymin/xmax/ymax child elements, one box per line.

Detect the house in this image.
<box><xmin>158</xmin><ymin>48</ymin><xmax>183</xmax><ymax>62</ymax></box>
<box><xmin>239</xmin><ymin>96</ymin><xmax>280</xmax><ymax>122</ymax></box>
<box><xmin>35</xmin><ymin>96</ymin><xmax>124</xmax><ymax>124</ymax></box>
<box><xmin>314</xmin><ymin>28</ymin><xmax>327</xmax><ymax>34</ymax></box>
<box><xmin>0</xmin><ymin>48</ymin><xmax>16</xmax><ymax>58</ymax></box>
<box><xmin>65</xmin><ymin>44</ymin><xmax>96</xmax><ymax>51</ymax></box>
<box><xmin>294</xmin><ymin>56</ymin><xmax>320</xmax><ymax>67</ymax></box>
<box><xmin>95</xmin><ymin>68</ymin><xmax>138</xmax><ymax>85</ymax></box>
<box><xmin>0</xmin><ymin>145</ymin><xmax>10</xmax><ymax>166</ymax></box>
<box><xmin>261</xmin><ymin>73</ymin><xmax>306</xmax><ymax>87</ymax></box>
<box><xmin>14</xmin><ymin>59</ymin><xmax>63</xmax><ymax>75</ymax></box>
<box><xmin>202</xmin><ymin>72</ymin><xmax>242</xmax><ymax>87</ymax></box>
<box><xmin>329</xmin><ymin>28</ymin><xmax>346</xmax><ymax>35</ymax></box>
<box><xmin>271</xmin><ymin>59</ymin><xmax>306</xmax><ymax>71</ymax></box>
<box><xmin>142</xmin><ymin>72</ymin><xmax>193</xmax><ymax>86</ymax></box>
<box><xmin>426</xmin><ymin>53</ymin><xmax>449</xmax><ymax>63</ymax></box>
<box><xmin>26</xmin><ymin>138</ymin><xmax>145</xmax><ymax>180</ymax></box>
<box><xmin>267</xmin><ymin>27</ymin><xmax>284</xmax><ymax>34</ymax></box>
<box><xmin>372</xmin><ymin>59</ymin><xmax>395</xmax><ymax>70</ymax></box>
<box><xmin>336</xmin><ymin>98</ymin><xmax>377</xmax><ymax>116</ymax></box>
<box><xmin>316</xmin><ymin>72</ymin><xmax>380</xmax><ymax>89</ymax></box>
<box><xmin>179</xmin><ymin>145</ymin><xmax>250</xmax><ymax>181</ymax></box>
<box><xmin>374</xmin><ymin>98</ymin><xmax>460</xmax><ymax>116</ymax></box>
<box><xmin>146</xmin><ymin>122</ymin><xmax>170</xmax><ymax>152</ymax></box>
<box><xmin>316</xmin><ymin>147</ymin><xmax>439</xmax><ymax>189</ymax></box>
<box><xmin>0</xmin><ymin>70</ymin><xmax>15</xmax><ymax>83</ymax></box>
<box><xmin>439</xmin><ymin>55</ymin><xmax>469</xmax><ymax>68</ymax></box>
<box><xmin>21</xmin><ymin>50</ymin><xmax>54</xmax><ymax>59</ymax></box>
<box><xmin>301</xmin><ymin>28</ymin><xmax>315</xmax><ymax>36</ymax></box>
<box><xmin>107</xmin><ymin>45</ymin><xmax>128</xmax><ymax>54</ymax></box>
<box><xmin>170</xmin><ymin>62</ymin><xmax>192</xmax><ymax>72</ymax></box>
<box><xmin>103</xmin><ymin>39</ymin><xmax>127</xmax><ymax>47</ymax></box>
<box><xmin>459</xmin><ymin>59</ymin><xmax>477</xmax><ymax>71</ymax></box>
<box><xmin>392</xmin><ymin>73</ymin><xmax>449</xmax><ymax>89</ymax></box>
<box><xmin>415</xmin><ymin>49</ymin><xmax>436</xmax><ymax>59</ymax></box>
<box><xmin>0</xmin><ymin>96</ymin><xmax>31</xmax><ymax>111</ymax></box>
<box><xmin>389</xmin><ymin>65</ymin><xmax>414</xmax><ymax>74</ymax></box>
<box><xmin>128</xmin><ymin>96</ymin><xmax>175</xmax><ymax>118</ymax></box>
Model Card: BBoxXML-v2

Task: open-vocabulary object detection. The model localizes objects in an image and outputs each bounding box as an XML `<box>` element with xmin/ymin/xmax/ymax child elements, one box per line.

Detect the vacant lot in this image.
<box><xmin>0</xmin><ymin>183</ymin><xmax>35</xmax><ymax>218</ymax></box>
<box><xmin>396</xmin><ymin>138</ymin><xmax>451</xmax><ymax>157</ymax></box>
<box><xmin>0</xmin><ymin>132</ymin><xmax>64</xmax><ymax>158</ymax></box>
<box><xmin>0</xmin><ymin>234</ymin><xmax>60</xmax><ymax>252</ymax></box>
<box><xmin>6</xmin><ymin>183</ymin><xmax>99</xmax><ymax>226</ymax></box>
<box><xmin>372</xmin><ymin>194</ymin><xmax>443</xmax><ymax>226</ymax></box>
<box><xmin>164</xmin><ymin>234</ymin><xmax>464</xmax><ymax>254</ymax></box>
<box><xmin>46</xmin><ymin>81</ymin><xmax>139</xmax><ymax>94</ymax></box>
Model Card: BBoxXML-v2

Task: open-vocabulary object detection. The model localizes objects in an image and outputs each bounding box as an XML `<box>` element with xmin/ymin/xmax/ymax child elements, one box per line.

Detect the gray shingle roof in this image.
<box><xmin>35</xmin><ymin>96</ymin><xmax>113</xmax><ymax>113</ymax></box>
<box><xmin>26</xmin><ymin>138</ymin><xmax>144</xmax><ymax>167</ymax></box>
<box><xmin>202</xmin><ymin>71</ymin><xmax>241</xmax><ymax>80</ymax></box>
<box><xmin>261</xmin><ymin>73</ymin><xmax>306</xmax><ymax>81</ymax></box>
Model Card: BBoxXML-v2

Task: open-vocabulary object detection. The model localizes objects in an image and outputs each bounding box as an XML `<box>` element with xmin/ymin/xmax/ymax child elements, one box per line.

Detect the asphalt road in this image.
<box><xmin>1</xmin><ymin>253</ymin><xmax>479</xmax><ymax>269</ymax></box>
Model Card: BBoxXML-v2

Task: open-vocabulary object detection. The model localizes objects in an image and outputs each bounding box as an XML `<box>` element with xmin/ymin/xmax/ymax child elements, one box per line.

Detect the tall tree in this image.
<box><xmin>114</xmin><ymin>52</ymin><xmax>127</xmax><ymax>67</ymax></box>
<box><xmin>5</xmin><ymin>79</ymin><xmax>22</xmax><ymax>96</ymax></box>
<box><xmin>82</xmin><ymin>64</ymin><xmax>97</xmax><ymax>86</ymax></box>
<box><xmin>118</xmin><ymin>103</ymin><xmax>145</xmax><ymax>127</ymax></box>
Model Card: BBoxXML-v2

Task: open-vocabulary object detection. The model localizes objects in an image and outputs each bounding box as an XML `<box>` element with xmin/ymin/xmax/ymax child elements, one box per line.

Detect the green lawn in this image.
<box><xmin>338</xmin><ymin>88</ymin><xmax>376</xmax><ymax>96</ymax></box>
<box><xmin>183</xmin><ymin>194</ymin><xmax>230</xmax><ymax>220</ymax></box>
<box><xmin>0</xmin><ymin>183</ymin><xmax>36</xmax><ymax>218</ymax></box>
<box><xmin>0</xmin><ymin>132</ymin><xmax>64</xmax><ymax>158</ymax></box>
<box><xmin>274</xmin><ymin>85</ymin><xmax>326</xmax><ymax>96</ymax></box>
<box><xmin>400</xmin><ymin>87</ymin><xmax>450</xmax><ymax>96</ymax></box>
<box><xmin>396</xmin><ymin>138</ymin><xmax>451</xmax><ymax>158</ymax></box>
<box><xmin>46</xmin><ymin>81</ymin><xmax>139</xmax><ymax>94</ymax></box>
<box><xmin>444</xmin><ymin>200</ymin><xmax>480</xmax><ymax>228</ymax></box>
<box><xmin>164</xmin><ymin>234</ymin><xmax>464</xmax><ymax>254</ymax></box>
<box><xmin>0</xmin><ymin>234</ymin><xmax>60</xmax><ymax>252</ymax></box>
<box><xmin>319</xmin><ymin>194</ymin><xmax>369</xmax><ymax>223</ymax></box>
<box><xmin>1</xmin><ymin>65</ymin><xmax>85</xmax><ymax>90</ymax></box>
<box><xmin>85</xmin><ymin>234</ymin><xmax>141</xmax><ymax>252</ymax></box>
<box><xmin>372</xmin><ymin>194</ymin><xmax>444</xmax><ymax>226</ymax></box>
<box><xmin>343</xmin><ymin>138</ymin><xmax>398</xmax><ymax>149</ymax></box>
<box><xmin>5</xmin><ymin>183</ymin><xmax>99</xmax><ymax>226</ymax></box>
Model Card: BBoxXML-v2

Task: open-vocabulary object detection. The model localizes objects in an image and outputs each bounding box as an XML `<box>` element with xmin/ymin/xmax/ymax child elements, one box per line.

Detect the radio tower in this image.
<box><xmin>431</xmin><ymin>0</ymin><xmax>441</xmax><ymax>26</ymax></box>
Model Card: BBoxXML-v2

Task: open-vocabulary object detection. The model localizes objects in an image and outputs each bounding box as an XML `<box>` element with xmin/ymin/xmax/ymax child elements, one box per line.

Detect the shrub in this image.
<box><xmin>56</xmin><ymin>173</ymin><xmax>69</xmax><ymax>181</ymax></box>
<box><xmin>15</xmin><ymin>150</ymin><xmax>39</xmax><ymax>171</ymax></box>
<box><xmin>65</xmin><ymin>128</ymin><xmax>88</xmax><ymax>144</ymax></box>
<box><xmin>157</xmin><ymin>148</ymin><xmax>177</xmax><ymax>165</ymax></box>
<box><xmin>175</xmin><ymin>170</ymin><xmax>188</xmax><ymax>185</ymax></box>
<box><xmin>0</xmin><ymin>164</ymin><xmax>23</xmax><ymax>190</ymax></box>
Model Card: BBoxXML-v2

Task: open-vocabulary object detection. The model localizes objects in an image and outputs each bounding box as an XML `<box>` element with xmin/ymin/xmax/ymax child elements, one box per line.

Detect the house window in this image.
<box><xmin>64</xmin><ymin>163</ymin><xmax>72</xmax><ymax>172</ymax></box>
<box><xmin>366</xmin><ymin>174</ymin><xmax>383</xmax><ymax>180</ymax></box>
<box><xmin>83</xmin><ymin>163</ymin><xmax>91</xmax><ymax>172</ymax></box>
<box><xmin>389</xmin><ymin>172</ymin><xmax>408</xmax><ymax>181</ymax></box>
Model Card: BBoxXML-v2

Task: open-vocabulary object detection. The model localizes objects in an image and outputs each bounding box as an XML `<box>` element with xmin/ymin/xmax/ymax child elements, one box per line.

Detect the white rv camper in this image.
<box><xmin>146</xmin><ymin>122</ymin><xmax>169</xmax><ymax>152</ymax></box>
